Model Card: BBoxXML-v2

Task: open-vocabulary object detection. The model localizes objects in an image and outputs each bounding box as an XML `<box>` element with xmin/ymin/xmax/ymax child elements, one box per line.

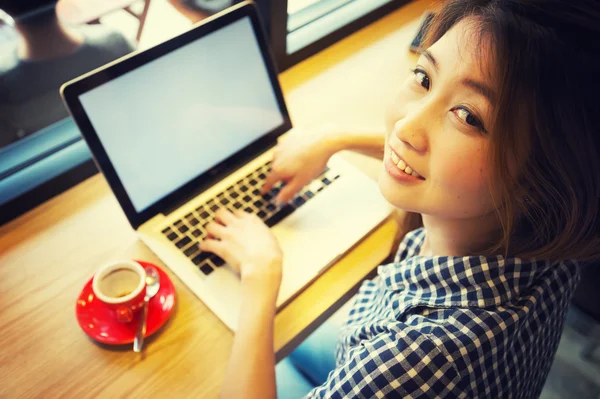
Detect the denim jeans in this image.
<box><xmin>276</xmin><ymin>320</ymin><xmax>340</xmax><ymax>399</ymax></box>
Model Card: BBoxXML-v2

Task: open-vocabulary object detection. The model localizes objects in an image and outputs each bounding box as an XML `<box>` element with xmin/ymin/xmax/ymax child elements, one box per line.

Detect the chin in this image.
<box><xmin>377</xmin><ymin>169</ymin><xmax>422</xmax><ymax>213</ymax></box>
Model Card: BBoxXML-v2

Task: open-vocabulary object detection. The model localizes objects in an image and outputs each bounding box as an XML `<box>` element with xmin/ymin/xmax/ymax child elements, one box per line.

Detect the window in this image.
<box><xmin>0</xmin><ymin>0</ymin><xmax>408</xmax><ymax>224</ymax></box>
<box><xmin>287</xmin><ymin>0</ymin><xmax>394</xmax><ymax>54</ymax></box>
<box><xmin>274</xmin><ymin>0</ymin><xmax>409</xmax><ymax>70</ymax></box>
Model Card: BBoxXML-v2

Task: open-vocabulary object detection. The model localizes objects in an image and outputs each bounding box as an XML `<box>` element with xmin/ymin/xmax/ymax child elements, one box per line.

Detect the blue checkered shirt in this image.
<box><xmin>305</xmin><ymin>228</ymin><xmax>580</xmax><ymax>398</ymax></box>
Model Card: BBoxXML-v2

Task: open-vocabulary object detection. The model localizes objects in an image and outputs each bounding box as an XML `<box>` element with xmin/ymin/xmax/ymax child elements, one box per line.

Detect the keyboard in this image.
<box><xmin>161</xmin><ymin>161</ymin><xmax>340</xmax><ymax>276</ymax></box>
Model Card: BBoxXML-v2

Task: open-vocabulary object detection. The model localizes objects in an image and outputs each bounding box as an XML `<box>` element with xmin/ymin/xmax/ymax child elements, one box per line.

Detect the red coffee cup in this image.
<box><xmin>92</xmin><ymin>260</ymin><xmax>147</xmax><ymax>323</ymax></box>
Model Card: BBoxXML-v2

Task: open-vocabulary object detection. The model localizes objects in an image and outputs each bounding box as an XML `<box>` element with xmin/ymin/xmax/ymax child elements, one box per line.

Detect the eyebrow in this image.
<box><xmin>421</xmin><ymin>50</ymin><xmax>438</xmax><ymax>71</ymax></box>
<box><xmin>461</xmin><ymin>78</ymin><xmax>495</xmax><ymax>103</ymax></box>
<box><xmin>420</xmin><ymin>49</ymin><xmax>495</xmax><ymax>103</ymax></box>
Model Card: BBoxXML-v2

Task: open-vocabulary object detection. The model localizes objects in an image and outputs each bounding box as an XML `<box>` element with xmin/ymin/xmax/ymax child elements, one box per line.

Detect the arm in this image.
<box><xmin>220</xmin><ymin>275</ymin><xmax>279</xmax><ymax>399</ymax></box>
<box><xmin>199</xmin><ymin>209</ymin><xmax>282</xmax><ymax>399</ymax></box>
<box><xmin>326</xmin><ymin>126</ymin><xmax>387</xmax><ymax>161</ymax></box>
<box><xmin>262</xmin><ymin>125</ymin><xmax>386</xmax><ymax>203</ymax></box>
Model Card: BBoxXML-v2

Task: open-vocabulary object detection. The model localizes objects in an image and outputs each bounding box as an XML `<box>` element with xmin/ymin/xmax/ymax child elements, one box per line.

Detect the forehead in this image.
<box><xmin>426</xmin><ymin>18</ymin><xmax>494</xmax><ymax>83</ymax></box>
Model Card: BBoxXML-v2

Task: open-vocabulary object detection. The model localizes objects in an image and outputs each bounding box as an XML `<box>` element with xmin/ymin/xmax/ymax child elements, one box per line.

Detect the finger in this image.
<box><xmin>205</xmin><ymin>221</ymin><xmax>228</xmax><ymax>239</ymax></box>
<box><xmin>199</xmin><ymin>238</ymin><xmax>229</xmax><ymax>260</ymax></box>
<box><xmin>276</xmin><ymin>179</ymin><xmax>304</xmax><ymax>203</ymax></box>
<box><xmin>261</xmin><ymin>170</ymin><xmax>282</xmax><ymax>194</ymax></box>
<box><xmin>234</xmin><ymin>209</ymin><xmax>253</xmax><ymax>220</ymax></box>
<box><xmin>214</xmin><ymin>208</ymin><xmax>237</xmax><ymax>225</ymax></box>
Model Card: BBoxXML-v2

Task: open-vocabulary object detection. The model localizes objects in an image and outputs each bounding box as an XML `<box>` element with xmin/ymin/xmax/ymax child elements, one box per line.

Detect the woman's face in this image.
<box><xmin>380</xmin><ymin>19</ymin><xmax>498</xmax><ymax>220</ymax></box>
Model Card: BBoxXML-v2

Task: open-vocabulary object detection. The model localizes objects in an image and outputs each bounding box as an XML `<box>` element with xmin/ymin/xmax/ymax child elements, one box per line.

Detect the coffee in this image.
<box><xmin>98</xmin><ymin>268</ymin><xmax>141</xmax><ymax>299</ymax></box>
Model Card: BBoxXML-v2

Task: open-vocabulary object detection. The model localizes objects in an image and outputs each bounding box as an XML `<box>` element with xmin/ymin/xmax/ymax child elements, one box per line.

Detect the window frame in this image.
<box><xmin>270</xmin><ymin>0</ymin><xmax>410</xmax><ymax>70</ymax></box>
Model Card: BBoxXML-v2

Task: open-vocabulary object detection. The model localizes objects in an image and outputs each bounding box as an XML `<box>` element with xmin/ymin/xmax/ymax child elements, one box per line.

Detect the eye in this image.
<box><xmin>410</xmin><ymin>68</ymin><xmax>430</xmax><ymax>90</ymax></box>
<box><xmin>452</xmin><ymin>106</ymin><xmax>487</xmax><ymax>134</ymax></box>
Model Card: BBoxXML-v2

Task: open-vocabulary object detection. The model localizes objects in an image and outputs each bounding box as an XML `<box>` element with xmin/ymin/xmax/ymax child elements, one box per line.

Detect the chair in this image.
<box><xmin>56</xmin><ymin>0</ymin><xmax>151</xmax><ymax>42</ymax></box>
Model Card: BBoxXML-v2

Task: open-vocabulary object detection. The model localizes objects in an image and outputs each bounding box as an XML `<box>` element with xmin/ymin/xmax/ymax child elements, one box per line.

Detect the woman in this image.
<box><xmin>200</xmin><ymin>0</ymin><xmax>600</xmax><ymax>397</ymax></box>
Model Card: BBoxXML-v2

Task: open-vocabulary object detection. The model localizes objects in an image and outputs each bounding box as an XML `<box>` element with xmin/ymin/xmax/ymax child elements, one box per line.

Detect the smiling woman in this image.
<box><xmin>380</xmin><ymin>19</ymin><xmax>501</xmax><ymax>254</ymax></box>
<box><xmin>417</xmin><ymin>0</ymin><xmax>600</xmax><ymax>263</ymax></box>
<box><xmin>206</xmin><ymin>1</ymin><xmax>600</xmax><ymax>398</ymax></box>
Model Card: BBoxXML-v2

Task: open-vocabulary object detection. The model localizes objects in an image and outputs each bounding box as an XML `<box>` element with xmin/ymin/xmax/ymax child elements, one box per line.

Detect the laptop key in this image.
<box><xmin>200</xmin><ymin>211</ymin><xmax>210</xmax><ymax>219</ymax></box>
<box><xmin>266</xmin><ymin>203</ymin><xmax>276</xmax><ymax>212</ymax></box>
<box><xmin>258</xmin><ymin>173</ymin><xmax>266</xmax><ymax>180</ymax></box>
<box><xmin>322</xmin><ymin>178</ymin><xmax>331</xmax><ymax>185</ymax></box>
<box><xmin>257</xmin><ymin>210</ymin><xmax>267</xmax><ymax>219</ymax></box>
<box><xmin>304</xmin><ymin>191</ymin><xmax>314</xmax><ymax>199</ymax></box>
<box><xmin>293</xmin><ymin>197</ymin><xmax>306</xmax><ymax>207</ymax></box>
<box><xmin>178</xmin><ymin>225</ymin><xmax>189</xmax><ymax>233</ymax></box>
<box><xmin>264</xmin><ymin>204</ymin><xmax>295</xmax><ymax>227</ymax></box>
<box><xmin>192</xmin><ymin>252</ymin><xmax>209</xmax><ymax>265</ymax></box>
<box><xmin>233</xmin><ymin>202</ymin><xmax>243</xmax><ymax>209</ymax></box>
<box><xmin>199</xmin><ymin>263</ymin><xmax>214</xmax><ymax>275</ymax></box>
<box><xmin>249</xmin><ymin>179</ymin><xmax>258</xmax><ymax>186</ymax></box>
<box><xmin>230</xmin><ymin>192</ymin><xmax>240</xmax><ymax>199</ymax></box>
<box><xmin>244</xmin><ymin>207</ymin><xmax>253</xmax><ymax>213</ymax></box>
<box><xmin>253</xmin><ymin>199</ymin><xmax>264</xmax><ymax>208</ymax></box>
<box><xmin>252</xmin><ymin>189</ymin><xmax>261</xmax><ymax>196</ymax></box>
<box><xmin>210</xmin><ymin>255</ymin><xmax>226</xmax><ymax>267</ymax></box>
<box><xmin>176</xmin><ymin>236</ymin><xmax>192</xmax><ymax>248</ymax></box>
<box><xmin>161</xmin><ymin>227</ymin><xmax>171</xmax><ymax>234</ymax></box>
<box><xmin>167</xmin><ymin>232</ymin><xmax>178</xmax><ymax>241</ymax></box>
<box><xmin>190</xmin><ymin>218</ymin><xmax>200</xmax><ymax>226</ymax></box>
<box><xmin>242</xmin><ymin>195</ymin><xmax>252</xmax><ymax>203</ymax></box>
<box><xmin>220</xmin><ymin>198</ymin><xmax>230</xmax><ymax>205</ymax></box>
<box><xmin>191</xmin><ymin>229</ymin><xmax>202</xmax><ymax>237</ymax></box>
<box><xmin>184</xmin><ymin>243</ymin><xmax>200</xmax><ymax>257</ymax></box>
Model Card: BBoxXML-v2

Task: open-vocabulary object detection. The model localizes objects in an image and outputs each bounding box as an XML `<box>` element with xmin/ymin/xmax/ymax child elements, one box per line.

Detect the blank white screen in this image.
<box><xmin>80</xmin><ymin>17</ymin><xmax>284</xmax><ymax>212</ymax></box>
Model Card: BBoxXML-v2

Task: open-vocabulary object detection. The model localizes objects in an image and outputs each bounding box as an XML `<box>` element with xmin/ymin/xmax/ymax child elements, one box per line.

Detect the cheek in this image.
<box><xmin>433</xmin><ymin>143</ymin><xmax>494</xmax><ymax>208</ymax></box>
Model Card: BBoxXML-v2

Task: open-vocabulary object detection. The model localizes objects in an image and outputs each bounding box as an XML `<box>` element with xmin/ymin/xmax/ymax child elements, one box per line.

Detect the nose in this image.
<box><xmin>392</xmin><ymin>102</ymin><xmax>431</xmax><ymax>153</ymax></box>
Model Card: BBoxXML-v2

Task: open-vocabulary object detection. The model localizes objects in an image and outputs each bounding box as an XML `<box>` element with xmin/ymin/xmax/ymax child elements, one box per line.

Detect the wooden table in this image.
<box><xmin>0</xmin><ymin>0</ymin><xmax>431</xmax><ymax>397</ymax></box>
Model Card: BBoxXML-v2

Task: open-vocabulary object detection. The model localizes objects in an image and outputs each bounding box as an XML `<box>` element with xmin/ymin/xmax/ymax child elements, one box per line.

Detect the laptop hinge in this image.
<box><xmin>162</xmin><ymin>142</ymin><xmax>278</xmax><ymax>218</ymax></box>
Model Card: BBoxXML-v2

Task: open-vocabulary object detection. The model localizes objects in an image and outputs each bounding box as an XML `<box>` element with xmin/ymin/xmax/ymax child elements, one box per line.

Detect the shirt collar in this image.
<box><xmin>378</xmin><ymin>228</ymin><xmax>566</xmax><ymax>308</ymax></box>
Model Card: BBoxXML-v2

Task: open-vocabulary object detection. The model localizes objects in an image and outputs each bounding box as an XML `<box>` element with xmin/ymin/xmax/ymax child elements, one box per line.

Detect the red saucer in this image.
<box><xmin>76</xmin><ymin>261</ymin><xmax>176</xmax><ymax>345</ymax></box>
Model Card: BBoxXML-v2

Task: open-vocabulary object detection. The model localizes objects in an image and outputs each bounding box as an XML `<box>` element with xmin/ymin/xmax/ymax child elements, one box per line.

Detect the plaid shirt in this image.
<box><xmin>306</xmin><ymin>228</ymin><xmax>580</xmax><ymax>399</ymax></box>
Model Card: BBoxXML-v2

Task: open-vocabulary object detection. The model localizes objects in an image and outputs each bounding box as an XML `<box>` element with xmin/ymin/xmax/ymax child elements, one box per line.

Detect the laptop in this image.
<box><xmin>61</xmin><ymin>1</ymin><xmax>393</xmax><ymax>330</ymax></box>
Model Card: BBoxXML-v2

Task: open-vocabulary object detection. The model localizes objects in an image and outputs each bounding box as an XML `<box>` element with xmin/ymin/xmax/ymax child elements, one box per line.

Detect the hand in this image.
<box><xmin>262</xmin><ymin>125</ymin><xmax>343</xmax><ymax>203</ymax></box>
<box><xmin>200</xmin><ymin>209</ymin><xmax>283</xmax><ymax>291</ymax></box>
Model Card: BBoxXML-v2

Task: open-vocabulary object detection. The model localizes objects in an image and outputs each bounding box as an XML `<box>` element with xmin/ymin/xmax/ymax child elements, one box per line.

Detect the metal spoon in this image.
<box><xmin>133</xmin><ymin>266</ymin><xmax>160</xmax><ymax>352</ymax></box>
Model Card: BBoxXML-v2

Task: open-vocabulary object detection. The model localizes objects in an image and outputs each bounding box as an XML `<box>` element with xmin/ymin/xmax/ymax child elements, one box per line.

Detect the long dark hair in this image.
<box><xmin>412</xmin><ymin>0</ymin><xmax>600</xmax><ymax>262</ymax></box>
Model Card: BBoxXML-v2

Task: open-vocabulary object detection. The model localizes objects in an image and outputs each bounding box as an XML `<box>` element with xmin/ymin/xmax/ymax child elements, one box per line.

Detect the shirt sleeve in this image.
<box><xmin>303</xmin><ymin>328</ymin><xmax>464</xmax><ymax>399</ymax></box>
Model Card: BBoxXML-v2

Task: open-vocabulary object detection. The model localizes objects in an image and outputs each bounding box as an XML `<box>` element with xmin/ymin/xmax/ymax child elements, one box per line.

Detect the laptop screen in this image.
<box><xmin>79</xmin><ymin>16</ymin><xmax>285</xmax><ymax>213</ymax></box>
